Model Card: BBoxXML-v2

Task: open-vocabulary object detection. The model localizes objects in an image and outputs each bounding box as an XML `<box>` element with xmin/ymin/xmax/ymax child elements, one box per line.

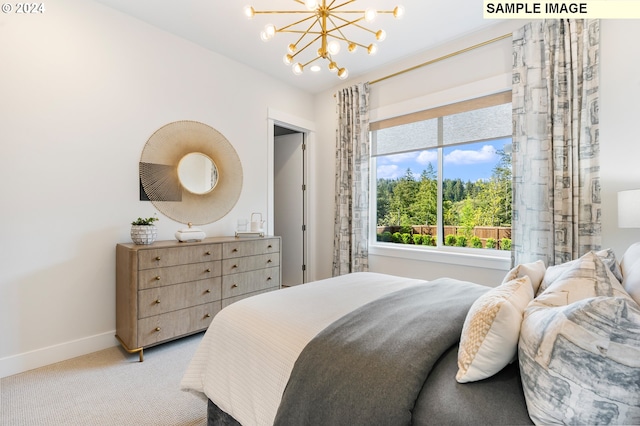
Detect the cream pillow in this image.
<box><xmin>501</xmin><ymin>260</ymin><xmax>546</xmax><ymax>294</ymax></box>
<box><xmin>620</xmin><ymin>241</ymin><xmax>640</xmax><ymax>277</ymax></box>
<box><xmin>538</xmin><ymin>248</ymin><xmax>622</xmax><ymax>296</ymax></box>
<box><xmin>456</xmin><ymin>276</ymin><xmax>533</xmax><ymax>383</ymax></box>
<box><xmin>621</xmin><ymin>260</ymin><xmax>640</xmax><ymax>306</ymax></box>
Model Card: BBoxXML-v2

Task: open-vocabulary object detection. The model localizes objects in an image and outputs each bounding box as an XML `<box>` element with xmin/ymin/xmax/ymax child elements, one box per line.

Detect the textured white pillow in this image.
<box><xmin>621</xmin><ymin>260</ymin><xmax>640</xmax><ymax>306</ymax></box>
<box><xmin>456</xmin><ymin>276</ymin><xmax>533</xmax><ymax>383</ymax></box>
<box><xmin>538</xmin><ymin>248</ymin><xmax>623</xmax><ymax>296</ymax></box>
<box><xmin>501</xmin><ymin>260</ymin><xmax>546</xmax><ymax>294</ymax></box>
<box><xmin>519</xmin><ymin>297</ymin><xmax>640</xmax><ymax>425</ymax></box>
<box><xmin>535</xmin><ymin>252</ymin><xmax>629</xmax><ymax>307</ymax></box>
<box><xmin>620</xmin><ymin>241</ymin><xmax>640</xmax><ymax>277</ymax></box>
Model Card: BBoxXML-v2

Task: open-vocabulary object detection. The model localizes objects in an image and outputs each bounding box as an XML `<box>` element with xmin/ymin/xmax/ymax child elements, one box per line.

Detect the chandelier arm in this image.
<box><xmin>291</xmin><ymin>33</ymin><xmax>324</xmax><ymax>58</ymax></box>
<box><xmin>287</xmin><ymin>18</ymin><xmax>320</xmax><ymax>48</ymax></box>
<box><xmin>328</xmin><ymin>15</ymin><xmax>376</xmax><ymax>35</ymax></box>
<box><xmin>326</xmin><ymin>15</ymin><xmax>354</xmax><ymax>44</ymax></box>
<box><xmin>252</xmin><ymin>10</ymin><xmax>317</xmax><ymax>15</ymax></box>
<box><xmin>327</xmin><ymin>0</ymin><xmax>357</xmax><ymax>12</ymax></box>
<box><xmin>276</xmin><ymin>14</ymin><xmax>319</xmax><ymax>33</ymax></box>
<box><xmin>301</xmin><ymin>55</ymin><xmax>324</xmax><ymax>68</ymax></box>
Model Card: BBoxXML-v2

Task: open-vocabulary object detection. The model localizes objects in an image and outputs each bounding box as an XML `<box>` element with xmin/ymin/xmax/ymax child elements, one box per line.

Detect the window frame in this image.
<box><xmin>368</xmin><ymin>91</ymin><xmax>512</xmax><ymax>271</ymax></box>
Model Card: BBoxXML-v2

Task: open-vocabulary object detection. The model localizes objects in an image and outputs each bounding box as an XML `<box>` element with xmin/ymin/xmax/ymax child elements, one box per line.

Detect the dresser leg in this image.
<box><xmin>115</xmin><ymin>334</ymin><xmax>144</xmax><ymax>362</ymax></box>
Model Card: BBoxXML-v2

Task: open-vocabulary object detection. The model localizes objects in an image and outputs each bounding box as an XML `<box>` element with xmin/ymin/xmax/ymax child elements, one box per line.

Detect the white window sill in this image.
<box><xmin>369</xmin><ymin>243</ymin><xmax>512</xmax><ymax>271</ymax></box>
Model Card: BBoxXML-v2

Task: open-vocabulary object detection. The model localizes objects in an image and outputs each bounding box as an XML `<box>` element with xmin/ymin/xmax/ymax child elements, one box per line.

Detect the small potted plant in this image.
<box><xmin>130</xmin><ymin>215</ymin><xmax>159</xmax><ymax>245</ymax></box>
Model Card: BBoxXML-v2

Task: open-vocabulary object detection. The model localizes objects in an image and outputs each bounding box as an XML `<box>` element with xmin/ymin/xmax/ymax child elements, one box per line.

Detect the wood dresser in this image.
<box><xmin>115</xmin><ymin>236</ymin><xmax>281</xmax><ymax>361</ymax></box>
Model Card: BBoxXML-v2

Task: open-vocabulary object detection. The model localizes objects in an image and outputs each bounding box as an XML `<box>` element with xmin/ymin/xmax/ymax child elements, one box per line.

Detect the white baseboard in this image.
<box><xmin>0</xmin><ymin>331</ymin><xmax>118</xmax><ymax>379</ymax></box>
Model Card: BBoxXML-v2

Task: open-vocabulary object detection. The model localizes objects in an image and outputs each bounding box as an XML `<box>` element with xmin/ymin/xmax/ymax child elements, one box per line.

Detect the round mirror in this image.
<box><xmin>177</xmin><ymin>152</ymin><xmax>218</xmax><ymax>194</ymax></box>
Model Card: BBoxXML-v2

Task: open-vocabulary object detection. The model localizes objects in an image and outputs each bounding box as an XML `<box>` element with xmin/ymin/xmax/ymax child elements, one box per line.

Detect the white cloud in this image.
<box><xmin>444</xmin><ymin>145</ymin><xmax>497</xmax><ymax>165</ymax></box>
<box><xmin>384</xmin><ymin>152</ymin><xmax>419</xmax><ymax>163</ymax></box>
<box><xmin>377</xmin><ymin>164</ymin><xmax>402</xmax><ymax>179</ymax></box>
<box><xmin>416</xmin><ymin>150</ymin><xmax>437</xmax><ymax>165</ymax></box>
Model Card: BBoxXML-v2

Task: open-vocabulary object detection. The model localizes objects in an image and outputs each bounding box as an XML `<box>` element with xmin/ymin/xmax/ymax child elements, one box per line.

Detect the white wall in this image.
<box><xmin>0</xmin><ymin>0</ymin><xmax>314</xmax><ymax>377</ymax></box>
<box><xmin>311</xmin><ymin>20</ymin><xmax>640</xmax><ymax>284</ymax></box>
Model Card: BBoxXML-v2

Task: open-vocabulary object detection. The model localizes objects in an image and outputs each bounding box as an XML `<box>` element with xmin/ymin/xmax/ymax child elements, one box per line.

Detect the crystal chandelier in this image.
<box><xmin>243</xmin><ymin>0</ymin><xmax>405</xmax><ymax>80</ymax></box>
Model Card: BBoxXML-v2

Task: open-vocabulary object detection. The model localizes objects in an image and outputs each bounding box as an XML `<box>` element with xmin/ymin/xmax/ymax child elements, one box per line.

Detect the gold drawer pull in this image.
<box><xmin>205</xmin><ymin>251</ymin><xmax>211</xmax><ymax>256</ymax></box>
<box><xmin>206</xmin><ymin>268</ymin><xmax>211</xmax><ymax>272</ymax></box>
<box><xmin>205</xmin><ymin>313</ymin><xmax>211</xmax><ymax>318</ymax></box>
<box><xmin>231</xmin><ymin>284</ymin><xmax>238</xmax><ymax>288</ymax></box>
<box><xmin>232</xmin><ymin>248</ymin><xmax>238</xmax><ymax>252</ymax></box>
<box><xmin>267</xmin><ymin>259</ymin><xmax>272</xmax><ymax>263</ymax></box>
<box><xmin>155</xmin><ymin>299</ymin><xmax>160</xmax><ymax>304</ymax></box>
<box><xmin>232</xmin><ymin>264</ymin><xmax>238</xmax><ymax>269</ymax></box>
<box><xmin>155</xmin><ymin>327</ymin><xmax>161</xmax><ymax>332</ymax></box>
<box><xmin>267</xmin><ymin>277</ymin><xmax>272</xmax><ymax>281</ymax></box>
<box><xmin>268</xmin><ymin>245</ymin><xmax>272</xmax><ymax>248</ymax></box>
<box><xmin>155</xmin><ymin>256</ymin><xmax>161</xmax><ymax>261</ymax></box>
<box><xmin>205</xmin><ymin>289</ymin><xmax>211</xmax><ymax>293</ymax></box>
<box><xmin>155</xmin><ymin>276</ymin><xmax>161</xmax><ymax>281</ymax></box>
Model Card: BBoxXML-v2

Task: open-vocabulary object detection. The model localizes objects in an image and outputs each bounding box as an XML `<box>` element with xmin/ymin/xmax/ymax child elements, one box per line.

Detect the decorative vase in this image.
<box><xmin>131</xmin><ymin>225</ymin><xmax>158</xmax><ymax>245</ymax></box>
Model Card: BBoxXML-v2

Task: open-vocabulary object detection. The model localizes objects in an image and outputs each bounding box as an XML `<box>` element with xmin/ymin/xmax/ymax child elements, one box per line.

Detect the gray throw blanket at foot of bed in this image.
<box><xmin>273</xmin><ymin>278</ymin><xmax>490</xmax><ymax>426</ymax></box>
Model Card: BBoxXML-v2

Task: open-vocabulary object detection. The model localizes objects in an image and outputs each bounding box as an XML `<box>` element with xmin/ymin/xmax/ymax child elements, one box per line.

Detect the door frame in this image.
<box><xmin>267</xmin><ymin>108</ymin><xmax>316</xmax><ymax>283</ymax></box>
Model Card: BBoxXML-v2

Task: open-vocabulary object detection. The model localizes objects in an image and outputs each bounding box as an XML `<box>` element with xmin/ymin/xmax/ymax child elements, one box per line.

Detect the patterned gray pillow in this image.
<box><xmin>520</xmin><ymin>252</ymin><xmax>639</xmax><ymax>424</ymax></box>
<box><xmin>519</xmin><ymin>296</ymin><xmax>640</xmax><ymax>425</ymax></box>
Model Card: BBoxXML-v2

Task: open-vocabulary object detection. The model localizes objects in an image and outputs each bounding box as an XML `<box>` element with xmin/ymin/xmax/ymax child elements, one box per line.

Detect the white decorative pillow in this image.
<box><xmin>537</xmin><ymin>248</ymin><xmax>623</xmax><ymax>296</ymax></box>
<box><xmin>501</xmin><ymin>260</ymin><xmax>546</xmax><ymax>294</ymax></box>
<box><xmin>519</xmin><ymin>297</ymin><xmax>640</xmax><ymax>425</ymax></box>
<box><xmin>456</xmin><ymin>276</ymin><xmax>533</xmax><ymax>383</ymax></box>
<box><xmin>620</xmin><ymin>241</ymin><xmax>640</xmax><ymax>277</ymax></box>
<box><xmin>621</xmin><ymin>260</ymin><xmax>640</xmax><ymax>307</ymax></box>
<box><xmin>535</xmin><ymin>251</ymin><xmax>628</xmax><ymax>306</ymax></box>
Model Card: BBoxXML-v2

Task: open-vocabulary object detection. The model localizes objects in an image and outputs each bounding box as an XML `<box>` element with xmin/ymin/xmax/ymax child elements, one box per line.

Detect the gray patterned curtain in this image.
<box><xmin>512</xmin><ymin>19</ymin><xmax>601</xmax><ymax>266</ymax></box>
<box><xmin>333</xmin><ymin>83</ymin><xmax>370</xmax><ymax>276</ymax></box>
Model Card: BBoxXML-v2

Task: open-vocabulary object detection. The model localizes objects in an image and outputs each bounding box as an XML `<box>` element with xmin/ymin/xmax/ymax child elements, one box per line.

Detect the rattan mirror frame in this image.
<box><xmin>139</xmin><ymin>120</ymin><xmax>243</xmax><ymax>225</ymax></box>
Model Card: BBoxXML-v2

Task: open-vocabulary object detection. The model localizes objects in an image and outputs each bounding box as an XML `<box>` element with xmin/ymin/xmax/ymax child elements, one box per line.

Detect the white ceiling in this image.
<box><xmin>93</xmin><ymin>0</ymin><xmax>496</xmax><ymax>94</ymax></box>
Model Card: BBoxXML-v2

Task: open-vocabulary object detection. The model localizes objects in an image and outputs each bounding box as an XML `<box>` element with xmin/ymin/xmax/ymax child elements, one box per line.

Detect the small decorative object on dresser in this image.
<box><xmin>130</xmin><ymin>216</ymin><xmax>159</xmax><ymax>245</ymax></box>
<box><xmin>175</xmin><ymin>222</ymin><xmax>206</xmax><ymax>242</ymax></box>
<box><xmin>115</xmin><ymin>236</ymin><xmax>281</xmax><ymax>361</ymax></box>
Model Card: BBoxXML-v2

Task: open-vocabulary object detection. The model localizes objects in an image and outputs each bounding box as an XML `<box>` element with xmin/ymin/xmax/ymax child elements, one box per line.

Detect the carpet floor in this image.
<box><xmin>1</xmin><ymin>333</ymin><xmax>207</xmax><ymax>426</ymax></box>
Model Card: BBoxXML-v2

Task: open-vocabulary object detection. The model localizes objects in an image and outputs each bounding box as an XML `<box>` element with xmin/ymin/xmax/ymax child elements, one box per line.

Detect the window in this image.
<box><xmin>370</xmin><ymin>92</ymin><xmax>512</xmax><ymax>254</ymax></box>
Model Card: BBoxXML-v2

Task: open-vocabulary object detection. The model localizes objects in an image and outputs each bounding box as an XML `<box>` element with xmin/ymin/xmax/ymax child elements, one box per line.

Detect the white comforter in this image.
<box><xmin>180</xmin><ymin>272</ymin><xmax>428</xmax><ymax>426</ymax></box>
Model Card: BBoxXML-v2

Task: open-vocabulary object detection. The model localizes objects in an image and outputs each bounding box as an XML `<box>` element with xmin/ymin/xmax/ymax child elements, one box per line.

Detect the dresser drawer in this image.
<box><xmin>222</xmin><ymin>253</ymin><xmax>280</xmax><ymax>275</ymax></box>
<box><xmin>222</xmin><ymin>266</ymin><xmax>280</xmax><ymax>299</ymax></box>
<box><xmin>138</xmin><ymin>244</ymin><xmax>222</xmax><ymax>269</ymax></box>
<box><xmin>137</xmin><ymin>302</ymin><xmax>221</xmax><ymax>347</ymax></box>
<box><xmin>221</xmin><ymin>287</ymin><xmax>279</xmax><ymax>308</ymax></box>
<box><xmin>138</xmin><ymin>278</ymin><xmax>222</xmax><ymax>319</ymax></box>
<box><xmin>222</xmin><ymin>238</ymin><xmax>280</xmax><ymax>259</ymax></box>
<box><xmin>138</xmin><ymin>261</ymin><xmax>221</xmax><ymax>290</ymax></box>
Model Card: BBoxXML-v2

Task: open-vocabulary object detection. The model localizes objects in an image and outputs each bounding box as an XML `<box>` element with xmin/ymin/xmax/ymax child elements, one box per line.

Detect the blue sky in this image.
<box><xmin>376</xmin><ymin>138</ymin><xmax>511</xmax><ymax>182</ymax></box>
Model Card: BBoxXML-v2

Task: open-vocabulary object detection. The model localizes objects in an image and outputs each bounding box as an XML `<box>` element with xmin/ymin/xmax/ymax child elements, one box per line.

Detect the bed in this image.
<box><xmin>181</xmin><ymin>248</ymin><xmax>640</xmax><ymax>426</ymax></box>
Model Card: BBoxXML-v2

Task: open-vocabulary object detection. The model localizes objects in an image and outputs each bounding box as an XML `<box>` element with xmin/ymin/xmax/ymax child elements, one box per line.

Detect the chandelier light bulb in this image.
<box><xmin>288</xmin><ymin>44</ymin><xmax>297</xmax><ymax>54</ymax></box>
<box><xmin>348</xmin><ymin>42</ymin><xmax>357</xmax><ymax>53</ymax></box>
<box><xmin>283</xmin><ymin>54</ymin><xmax>293</xmax><ymax>65</ymax></box>
<box><xmin>376</xmin><ymin>30</ymin><xmax>386</xmax><ymax>41</ymax></box>
<box><xmin>393</xmin><ymin>5</ymin><xmax>405</xmax><ymax>18</ymax></box>
<box><xmin>305</xmin><ymin>0</ymin><xmax>319</xmax><ymax>10</ymax></box>
<box><xmin>337</xmin><ymin>68</ymin><xmax>349</xmax><ymax>80</ymax></box>
<box><xmin>364</xmin><ymin>8</ymin><xmax>377</xmax><ymax>22</ymax></box>
<box><xmin>292</xmin><ymin>63</ymin><xmax>304</xmax><ymax>75</ymax></box>
<box><xmin>327</xmin><ymin>40</ymin><xmax>341</xmax><ymax>55</ymax></box>
<box><xmin>328</xmin><ymin>61</ymin><xmax>338</xmax><ymax>72</ymax></box>
<box><xmin>264</xmin><ymin>24</ymin><xmax>276</xmax><ymax>38</ymax></box>
<box><xmin>243</xmin><ymin>5</ymin><xmax>255</xmax><ymax>18</ymax></box>
<box><xmin>260</xmin><ymin>31</ymin><xmax>269</xmax><ymax>42</ymax></box>
<box><xmin>367</xmin><ymin>43</ymin><xmax>378</xmax><ymax>55</ymax></box>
